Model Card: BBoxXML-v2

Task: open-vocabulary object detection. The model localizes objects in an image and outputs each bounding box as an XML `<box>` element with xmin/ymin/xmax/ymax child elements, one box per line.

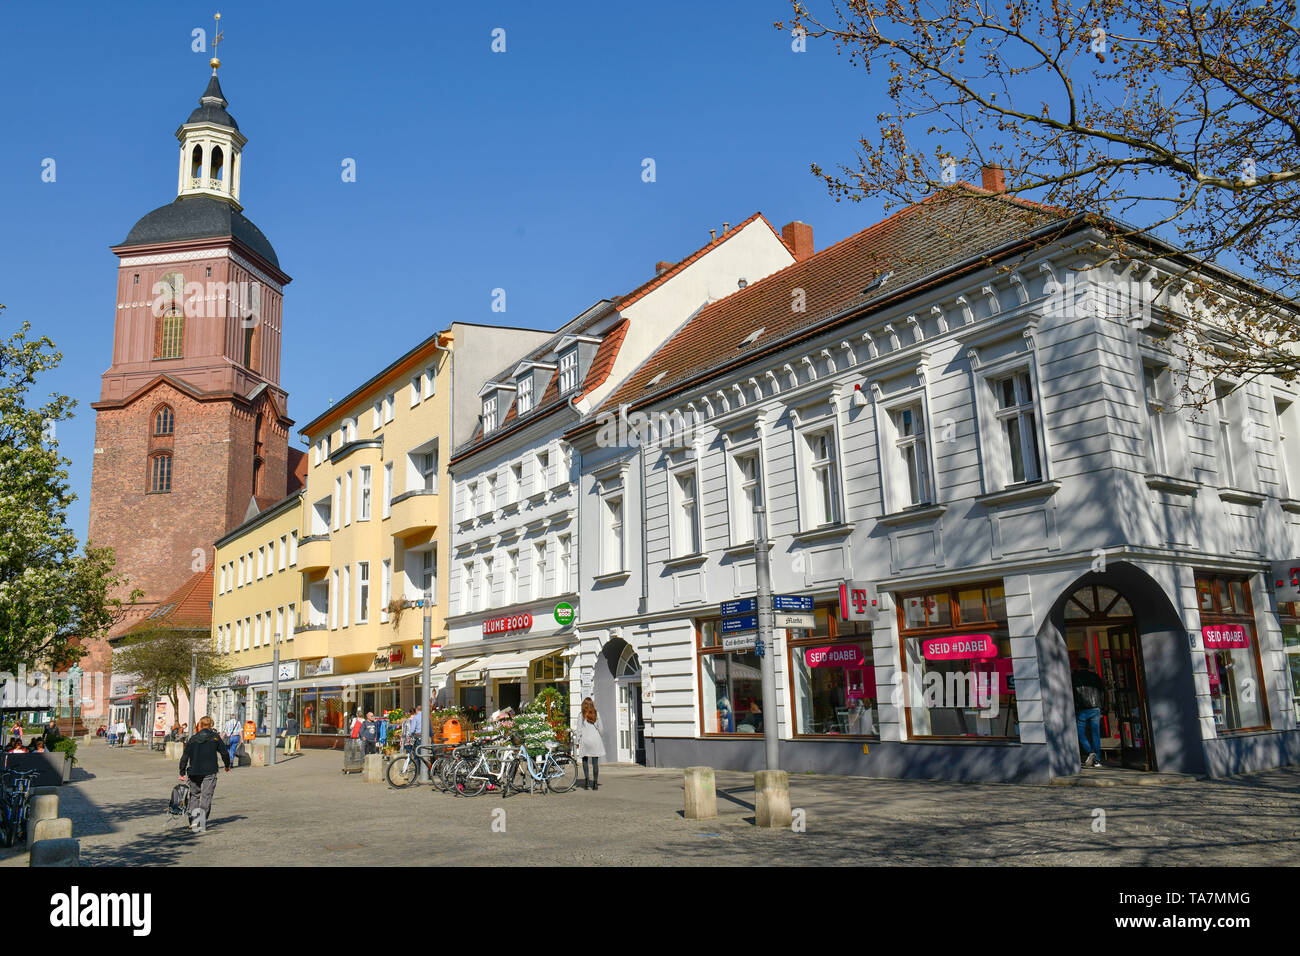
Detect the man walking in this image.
<box><xmin>224</xmin><ymin>715</ymin><xmax>240</xmax><ymax>767</ymax></box>
<box><xmin>179</xmin><ymin>716</ymin><xmax>232</xmax><ymax>832</ymax></box>
<box><xmin>1071</xmin><ymin>660</ymin><xmax>1107</xmax><ymax>769</ymax></box>
<box><xmin>360</xmin><ymin>711</ymin><xmax>379</xmax><ymax>756</ymax></box>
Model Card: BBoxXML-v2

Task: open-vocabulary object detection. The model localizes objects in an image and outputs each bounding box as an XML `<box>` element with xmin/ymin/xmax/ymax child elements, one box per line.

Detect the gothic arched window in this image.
<box><xmin>211</xmin><ymin>146</ymin><xmax>224</xmax><ymax>183</ymax></box>
<box><xmin>154</xmin><ymin>405</ymin><xmax>175</xmax><ymax>436</ymax></box>
<box><xmin>190</xmin><ymin>144</ymin><xmax>203</xmax><ymax>180</ymax></box>
<box><xmin>150</xmin><ymin>453</ymin><xmax>173</xmax><ymax>493</ymax></box>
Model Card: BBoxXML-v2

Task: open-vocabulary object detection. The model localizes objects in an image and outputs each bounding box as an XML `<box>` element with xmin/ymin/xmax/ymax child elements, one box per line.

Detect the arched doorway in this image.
<box><xmin>614</xmin><ymin>644</ymin><xmax>645</xmax><ymax>765</ymax></box>
<box><xmin>1064</xmin><ymin>584</ymin><xmax>1154</xmax><ymax>770</ymax></box>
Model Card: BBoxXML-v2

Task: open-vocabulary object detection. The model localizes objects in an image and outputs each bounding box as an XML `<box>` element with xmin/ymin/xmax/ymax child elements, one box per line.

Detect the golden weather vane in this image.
<box><xmin>210</xmin><ymin>12</ymin><xmax>224</xmax><ymax>73</ymax></box>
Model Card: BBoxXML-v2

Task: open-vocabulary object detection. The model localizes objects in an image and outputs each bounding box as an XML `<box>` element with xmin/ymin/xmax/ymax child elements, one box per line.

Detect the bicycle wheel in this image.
<box><xmin>452</xmin><ymin>757</ymin><xmax>487</xmax><ymax>797</ymax></box>
<box><xmin>506</xmin><ymin>759</ymin><xmax>533</xmax><ymax>794</ymax></box>
<box><xmin>436</xmin><ymin>755</ymin><xmax>460</xmax><ymax>792</ymax></box>
<box><xmin>546</xmin><ymin>753</ymin><xmax>580</xmax><ymax>793</ymax></box>
<box><xmin>386</xmin><ymin>754</ymin><xmax>417</xmax><ymax>789</ymax></box>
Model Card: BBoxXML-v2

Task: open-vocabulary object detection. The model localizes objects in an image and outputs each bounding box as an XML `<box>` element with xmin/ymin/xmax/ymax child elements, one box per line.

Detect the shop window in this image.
<box><xmin>788</xmin><ymin>607</ymin><xmax>877</xmax><ymax>736</ymax></box>
<box><xmin>1196</xmin><ymin>573</ymin><xmax>1269</xmax><ymax>732</ymax></box>
<box><xmin>1279</xmin><ymin>602</ymin><xmax>1300</xmax><ymax>724</ymax></box>
<box><xmin>698</xmin><ymin>620</ymin><xmax>763</xmax><ymax>735</ymax></box>
<box><xmin>898</xmin><ymin>583</ymin><xmax>1017</xmax><ymax>739</ymax></box>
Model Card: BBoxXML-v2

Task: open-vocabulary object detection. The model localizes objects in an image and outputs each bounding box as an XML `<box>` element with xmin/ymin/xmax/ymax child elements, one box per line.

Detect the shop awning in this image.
<box><xmin>275</xmin><ymin>664</ymin><xmax>429</xmax><ymax>691</ymax></box>
<box><xmin>109</xmin><ymin>694</ymin><xmax>142</xmax><ymax>704</ymax></box>
<box><xmin>468</xmin><ymin>647</ymin><xmax>559</xmax><ymax>681</ymax></box>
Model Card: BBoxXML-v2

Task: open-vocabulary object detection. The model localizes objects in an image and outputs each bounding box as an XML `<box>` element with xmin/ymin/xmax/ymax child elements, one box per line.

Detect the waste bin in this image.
<box><xmin>342</xmin><ymin>738</ymin><xmax>364</xmax><ymax>773</ymax></box>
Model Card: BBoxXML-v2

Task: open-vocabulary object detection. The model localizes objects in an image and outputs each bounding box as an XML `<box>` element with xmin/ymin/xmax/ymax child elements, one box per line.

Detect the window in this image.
<box><xmin>286</xmin><ymin>603</ymin><xmax>295</xmax><ymax>640</ymax></box>
<box><xmin>509</xmin><ymin>462</ymin><xmax>523</xmax><ymax>504</ymax></box>
<box><xmin>358</xmin><ymin>466</ymin><xmax>371</xmax><ymax>520</ymax></box>
<box><xmin>150</xmin><ymin>454</ymin><xmax>173</xmax><ymax>493</ymax></box>
<box><xmin>534</xmin><ymin>451</ymin><xmax>550</xmax><ymax>494</ymax></box>
<box><xmin>279</xmin><ymin>535</ymin><xmax>288</xmax><ymax>571</ymax></box>
<box><xmin>1196</xmin><ymin>574</ymin><xmax>1268</xmax><ymax>732</ymax></box>
<box><xmin>275</xmin><ymin>607</ymin><xmax>284</xmax><ymax>645</ymax></box>
<box><xmin>1215</xmin><ymin>382</ymin><xmax>1237</xmax><ymax>487</ymax></box>
<box><xmin>730</xmin><ymin>451</ymin><xmax>762</xmax><ymax>545</ymax></box>
<box><xmin>558</xmin><ymin>349</ymin><xmax>578</xmax><ymax>394</ymax></box>
<box><xmin>505</xmin><ymin>549</ymin><xmax>519</xmax><ymax>604</ymax></box>
<box><xmin>344</xmin><ymin>471</ymin><xmax>353</xmax><ymax>525</ymax></box>
<box><xmin>461</xmin><ymin>561</ymin><xmax>474</xmax><ymax>613</ymax></box>
<box><xmin>801</xmin><ymin>428</ymin><xmax>841</xmax><ymax>528</ymax></box>
<box><xmin>1279</xmin><ymin>602</ymin><xmax>1300</xmax><ymax>724</ymax></box>
<box><xmin>698</xmin><ymin>620</ymin><xmax>763</xmax><ymax>735</ymax></box>
<box><xmin>343</xmin><ymin>418</ymin><xmax>357</xmax><ymax>444</ymax></box>
<box><xmin>1274</xmin><ymin>397</ymin><xmax>1299</xmax><ymax>498</ymax></box>
<box><xmin>243</xmin><ymin>618</ymin><xmax>251</xmax><ymax>651</ymax></box>
<box><xmin>482</xmin><ymin>556</ymin><xmax>494</xmax><ymax>609</ymax></box>
<box><xmin>422</xmin><ymin>547</ymin><xmax>437</xmax><ymax>602</ymax></box>
<box><xmin>330</xmin><ymin>571</ymin><xmax>339</xmax><ymax>629</ymax></box>
<box><xmin>994</xmin><ymin>371</ymin><xmax>1042</xmax><ymax>484</ymax></box>
<box><xmin>410</xmin><ymin>374</ymin><xmax>422</xmax><ymax>407</ymax></box>
<box><xmin>671</xmin><ymin>467</ymin><xmax>701</xmax><ymax>556</ymax></box>
<box><xmin>383</xmin><ymin>392</ymin><xmax>395</xmax><ymax>423</ymax></box>
<box><xmin>383</xmin><ymin>462</ymin><xmax>394</xmax><ymax>518</ymax></box>
<box><xmin>466</xmin><ymin>481</ymin><xmax>479</xmax><ymax>519</ymax></box>
<box><xmin>557</xmin><ymin>534</ymin><xmax>571</xmax><ymax>594</ymax></box>
<box><xmin>372</xmin><ymin>401</ymin><xmax>382</xmax><ymax>432</ymax></box>
<box><xmin>381</xmin><ymin>559</ymin><xmax>392</xmax><ymax>619</ymax></box>
<box><xmin>332</xmin><ymin>478</ymin><xmax>341</xmax><ymax>531</ymax></box>
<box><xmin>600</xmin><ymin>493</ymin><xmax>625</xmax><ymax>575</ymax></box>
<box><xmin>517</xmin><ymin>375</ymin><xmax>533</xmax><ymax>414</ymax></box>
<box><xmin>341</xmin><ymin>566</ymin><xmax>351</xmax><ymax>627</ymax></box>
<box><xmin>253</xmin><ymin>614</ymin><xmax>261</xmax><ymax>649</ymax></box>
<box><xmin>788</xmin><ymin>607</ymin><xmax>877</xmax><ymax>737</ymax></box>
<box><xmin>419</xmin><ymin>449</ymin><xmax>437</xmax><ymax>493</ymax></box>
<box><xmin>423</xmin><ymin>365</ymin><xmax>436</xmax><ymax>398</ymax></box>
<box><xmin>357</xmin><ymin>561</ymin><xmax>370</xmax><ymax>624</ymax></box>
<box><xmin>533</xmin><ymin>541</ymin><xmax>549</xmax><ymax>598</ymax></box>
<box><xmin>891</xmin><ymin>405</ymin><xmax>931</xmax><ymax>506</ymax></box>
<box><xmin>154</xmin><ymin>406</ymin><xmax>175</xmax><ymax>436</ymax></box>
<box><xmin>237</xmin><ymin>556</ymin><xmax>245</xmax><ymax>587</ymax></box>
<box><xmin>486</xmin><ymin>472</ymin><xmax>498</xmax><ymax>512</ymax></box>
<box><xmin>289</xmin><ymin>531</ymin><xmax>298</xmax><ymax>566</ymax></box>
<box><xmin>482</xmin><ymin>395</ymin><xmax>497</xmax><ymax>434</ymax></box>
<box><xmin>256</xmin><ymin>547</ymin><xmax>264</xmax><ymax>579</ymax></box>
<box><xmin>160</xmin><ymin>311</ymin><xmax>184</xmax><ymax>359</ymax></box>
<box><xmin>898</xmin><ymin>584</ymin><xmax>1017</xmax><ymax>739</ymax></box>
<box><xmin>1144</xmin><ymin>365</ymin><xmax>1171</xmax><ymax>474</ymax></box>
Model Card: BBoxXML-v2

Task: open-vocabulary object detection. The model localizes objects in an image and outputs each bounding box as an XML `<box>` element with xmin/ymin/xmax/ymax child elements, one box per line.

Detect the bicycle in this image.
<box><xmin>386</xmin><ymin>739</ymin><xmax>458</xmax><ymax>789</ymax></box>
<box><xmin>0</xmin><ymin>767</ymin><xmax>39</xmax><ymax>848</ymax></box>
<box><xmin>449</xmin><ymin>743</ymin><xmax>516</xmax><ymax>797</ymax></box>
<box><xmin>505</xmin><ymin>740</ymin><xmax>580</xmax><ymax>795</ymax></box>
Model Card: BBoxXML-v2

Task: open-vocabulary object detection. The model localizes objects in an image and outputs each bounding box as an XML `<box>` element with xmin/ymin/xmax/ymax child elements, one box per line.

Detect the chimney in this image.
<box><xmin>781</xmin><ymin>221</ymin><xmax>814</xmax><ymax>262</ymax></box>
<box><xmin>981</xmin><ymin>164</ymin><xmax>1006</xmax><ymax>193</ymax></box>
<box><xmin>655</xmin><ymin>260</ymin><xmax>674</xmax><ymax>275</ymax></box>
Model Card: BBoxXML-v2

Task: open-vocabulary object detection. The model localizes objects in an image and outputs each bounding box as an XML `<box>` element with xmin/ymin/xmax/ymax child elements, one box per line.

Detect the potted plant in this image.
<box><xmin>381</xmin><ymin>708</ymin><xmax>405</xmax><ymax>754</ymax></box>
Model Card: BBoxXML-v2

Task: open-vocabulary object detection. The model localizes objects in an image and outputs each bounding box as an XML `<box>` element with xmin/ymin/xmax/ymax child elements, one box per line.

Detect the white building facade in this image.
<box><xmin>567</xmin><ymin>196</ymin><xmax>1300</xmax><ymax>782</ymax></box>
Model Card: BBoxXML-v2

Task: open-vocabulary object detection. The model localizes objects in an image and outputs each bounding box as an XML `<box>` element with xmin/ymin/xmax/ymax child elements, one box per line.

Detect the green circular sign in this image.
<box><xmin>554</xmin><ymin>602</ymin><xmax>576</xmax><ymax>627</ymax></box>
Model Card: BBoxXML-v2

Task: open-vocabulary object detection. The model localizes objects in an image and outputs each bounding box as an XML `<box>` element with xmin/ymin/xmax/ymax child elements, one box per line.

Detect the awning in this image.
<box><xmin>109</xmin><ymin>694</ymin><xmax>142</xmax><ymax>704</ymax></box>
<box><xmin>469</xmin><ymin>647</ymin><xmax>559</xmax><ymax>682</ymax></box>
<box><xmin>275</xmin><ymin>664</ymin><xmax>428</xmax><ymax>691</ymax></box>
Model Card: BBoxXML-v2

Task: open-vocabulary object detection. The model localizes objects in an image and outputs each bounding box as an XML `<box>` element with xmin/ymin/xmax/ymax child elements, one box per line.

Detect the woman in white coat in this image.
<box><xmin>576</xmin><ymin>697</ymin><xmax>606</xmax><ymax>791</ymax></box>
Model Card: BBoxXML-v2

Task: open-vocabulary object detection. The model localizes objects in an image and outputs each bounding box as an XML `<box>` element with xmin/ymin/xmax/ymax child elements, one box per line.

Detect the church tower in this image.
<box><xmin>88</xmin><ymin>54</ymin><xmax>297</xmax><ymax>636</ymax></box>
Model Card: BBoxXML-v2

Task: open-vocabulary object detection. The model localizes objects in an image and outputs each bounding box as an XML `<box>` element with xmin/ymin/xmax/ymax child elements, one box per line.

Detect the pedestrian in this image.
<box><xmin>349</xmin><ymin>709</ymin><xmax>363</xmax><ymax>740</ymax></box>
<box><xmin>223</xmin><ymin>715</ymin><xmax>241</xmax><ymax>766</ymax></box>
<box><xmin>180</xmin><ymin>722</ymin><xmax>189</xmax><ymax>741</ymax></box>
<box><xmin>114</xmin><ymin>719</ymin><xmax>128</xmax><ymax>747</ymax></box>
<box><xmin>32</xmin><ymin>738</ymin><xmax>47</xmax><ymax>753</ymax></box>
<box><xmin>43</xmin><ymin>718</ymin><xmax>62</xmax><ymax>747</ymax></box>
<box><xmin>282</xmin><ymin>711</ymin><xmax>300</xmax><ymax>756</ymax></box>
<box><xmin>1071</xmin><ymin>659</ymin><xmax>1108</xmax><ymax>769</ymax></box>
<box><xmin>361</xmin><ymin>711</ymin><xmax>379</xmax><ymax>755</ymax></box>
<box><xmin>406</xmin><ymin>704</ymin><xmax>422</xmax><ymax>754</ymax></box>
<box><xmin>178</xmin><ymin>716</ymin><xmax>232</xmax><ymax>833</ymax></box>
<box><xmin>575</xmin><ymin>697</ymin><xmax>606</xmax><ymax>791</ymax></box>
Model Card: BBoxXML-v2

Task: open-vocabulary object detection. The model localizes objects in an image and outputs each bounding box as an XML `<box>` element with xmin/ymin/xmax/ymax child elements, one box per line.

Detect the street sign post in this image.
<box><xmin>774</xmin><ymin>595</ymin><xmax>814</xmax><ymax>613</ymax></box>
<box><xmin>721</xmin><ymin>615</ymin><xmax>758</xmax><ymax>633</ymax></box>
<box><xmin>721</xmin><ymin>598</ymin><xmax>757</xmax><ymax>617</ymax></box>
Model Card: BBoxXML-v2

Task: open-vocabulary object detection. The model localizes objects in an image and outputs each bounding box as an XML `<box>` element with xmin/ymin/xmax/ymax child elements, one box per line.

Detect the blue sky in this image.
<box><xmin>1</xmin><ymin>0</ymin><xmax>893</xmax><ymax>543</ymax></box>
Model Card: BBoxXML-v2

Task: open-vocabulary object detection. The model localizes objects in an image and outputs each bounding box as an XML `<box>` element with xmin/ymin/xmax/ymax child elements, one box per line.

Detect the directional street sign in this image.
<box><xmin>774</xmin><ymin>594</ymin><xmax>814</xmax><ymax>613</ymax></box>
<box><xmin>721</xmin><ymin>614</ymin><xmax>758</xmax><ymax>634</ymax></box>
<box><xmin>722</xmin><ymin>634</ymin><xmax>756</xmax><ymax>651</ymax></box>
<box><xmin>720</xmin><ymin>598</ymin><xmax>757</xmax><ymax>617</ymax></box>
<box><xmin>776</xmin><ymin>613</ymin><xmax>816</xmax><ymax>630</ymax></box>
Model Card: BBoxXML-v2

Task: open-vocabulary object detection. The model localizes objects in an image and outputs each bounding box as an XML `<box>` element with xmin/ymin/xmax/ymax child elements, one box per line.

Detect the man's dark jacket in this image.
<box><xmin>1071</xmin><ymin>668</ymin><xmax>1107</xmax><ymax>711</ymax></box>
<box><xmin>180</xmin><ymin>728</ymin><xmax>233</xmax><ymax>777</ymax></box>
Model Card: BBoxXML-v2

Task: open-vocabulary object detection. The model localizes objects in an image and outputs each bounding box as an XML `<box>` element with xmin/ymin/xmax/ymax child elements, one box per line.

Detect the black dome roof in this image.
<box><xmin>119</xmin><ymin>195</ymin><xmax>281</xmax><ymax>271</ymax></box>
<box><xmin>187</xmin><ymin>74</ymin><xmax>239</xmax><ymax>131</ymax></box>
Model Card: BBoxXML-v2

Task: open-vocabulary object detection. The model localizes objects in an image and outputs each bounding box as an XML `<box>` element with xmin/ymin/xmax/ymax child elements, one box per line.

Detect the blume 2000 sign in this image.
<box><xmin>483</xmin><ymin>613</ymin><xmax>532</xmax><ymax>636</ymax></box>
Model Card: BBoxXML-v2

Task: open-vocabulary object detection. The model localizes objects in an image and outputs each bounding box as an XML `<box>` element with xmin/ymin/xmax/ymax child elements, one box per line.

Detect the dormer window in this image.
<box><xmin>559</xmin><ymin>349</ymin><xmax>579</xmax><ymax>394</ymax></box>
<box><xmin>483</xmin><ymin>395</ymin><xmax>497</xmax><ymax>434</ymax></box>
<box><xmin>517</xmin><ymin>375</ymin><xmax>534</xmax><ymax>414</ymax></box>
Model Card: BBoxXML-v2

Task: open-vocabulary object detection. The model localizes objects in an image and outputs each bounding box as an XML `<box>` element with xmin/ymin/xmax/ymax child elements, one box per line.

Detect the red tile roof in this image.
<box><xmin>586</xmin><ymin>189</ymin><xmax>1074</xmax><ymax>421</ymax></box>
<box><xmin>286</xmin><ymin>446</ymin><xmax>308</xmax><ymax>494</ymax></box>
<box><xmin>123</xmin><ymin>569</ymin><xmax>213</xmax><ymax>635</ymax></box>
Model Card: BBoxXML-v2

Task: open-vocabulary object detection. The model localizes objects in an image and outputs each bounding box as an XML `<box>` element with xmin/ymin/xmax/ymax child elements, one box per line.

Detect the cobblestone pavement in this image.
<box><xmin>5</xmin><ymin>740</ymin><xmax>1299</xmax><ymax>866</ymax></box>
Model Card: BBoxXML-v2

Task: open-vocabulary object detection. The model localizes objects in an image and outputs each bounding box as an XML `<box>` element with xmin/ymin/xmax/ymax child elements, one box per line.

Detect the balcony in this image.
<box><xmin>297</xmin><ymin>534</ymin><xmax>331</xmax><ymax>571</ymax></box>
<box><xmin>388</xmin><ymin>489</ymin><xmax>438</xmax><ymax>539</ymax></box>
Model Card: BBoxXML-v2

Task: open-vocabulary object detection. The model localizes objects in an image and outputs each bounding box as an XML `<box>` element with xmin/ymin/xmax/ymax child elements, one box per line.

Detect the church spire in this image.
<box><xmin>174</xmin><ymin>14</ymin><xmax>246</xmax><ymax>209</ymax></box>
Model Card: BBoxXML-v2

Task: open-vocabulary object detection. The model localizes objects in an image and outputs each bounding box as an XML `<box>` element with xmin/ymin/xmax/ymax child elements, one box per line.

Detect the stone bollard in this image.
<box><xmin>61</xmin><ymin>754</ymin><xmax>71</xmax><ymax>784</ymax></box>
<box><xmin>250</xmin><ymin>743</ymin><xmax>268</xmax><ymax>767</ymax></box>
<box><xmin>25</xmin><ymin>794</ymin><xmax>60</xmax><ymax>850</ymax></box>
<box><xmin>29</xmin><ymin>837</ymin><xmax>79</xmax><ymax>867</ymax></box>
<box><xmin>30</xmin><ymin>817</ymin><xmax>74</xmax><ymax>845</ymax></box>
<box><xmin>32</xmin><ymin>785</ymin><xmax>59</xmax><ymax>800</ymax></box>
<box><xmin>684</xmin><ymin>766</ymin><xmax>717</xmax><ymax>820</ymax></box>
<box><xmin>363</xmin><ymin>754</ymin><xmax>384</xmax><ymax>783</ymax></box>
<box><xmin>754</xmin><ymin>769</ymin><xmax>792</xmax><ymax>829</ymax></box>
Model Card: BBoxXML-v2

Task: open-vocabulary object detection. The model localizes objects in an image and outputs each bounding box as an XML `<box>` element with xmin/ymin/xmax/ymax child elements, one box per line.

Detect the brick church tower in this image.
<box><xmin>88</xmin><ymin>63</ymin><xmax>297</xmax><ymax>642</ymax></box>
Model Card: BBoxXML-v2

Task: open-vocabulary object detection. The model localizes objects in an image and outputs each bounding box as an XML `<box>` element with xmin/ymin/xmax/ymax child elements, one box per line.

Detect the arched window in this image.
<box><xmin>161</xmin><ymin>312</ymin><xmax>184</xmax><ymax>359</ymax></box>
<box><xmin>616</xmin><ymin>644</ymin><xmax>641</xmax><ymax>678</ymax></box>
<box><xmin>154</xmin><ymin>405</ymin><xmax>175</xmax><ymax>436</ymax></box>
<box><xmin>190</xmin><ymin>145</ymin><xmax>203</xmax><ymax>180</ymax></box>
<box><xmin>210</xmin><ymin>146</ymin><xmax>224</xmax><ymax>183</ymax></box>
<box><xmin>150</xmin><ymin>454</ymin><xmax>173</xmax><ymax>493</ymax></box>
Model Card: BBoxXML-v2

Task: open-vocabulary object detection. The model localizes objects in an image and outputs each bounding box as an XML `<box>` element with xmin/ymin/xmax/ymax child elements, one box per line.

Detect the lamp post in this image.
<box><xmin>753</xmin><ymin>504</ymin><xmax>780</xmax><ymax>771</ymax></box>
<box><xmin>189</xmin><ymin>652</ymin><xmax>197</xmax><ymax>735</ymax></box>
<box><xmin>270</xmin><ymin>632</ymin><xmax>280</xmax><ymax>767</ymax></box>
<box><xmin>419</xmin><ymin>590</ymin><xmax>432</xmax><ymax>783</ymax></box>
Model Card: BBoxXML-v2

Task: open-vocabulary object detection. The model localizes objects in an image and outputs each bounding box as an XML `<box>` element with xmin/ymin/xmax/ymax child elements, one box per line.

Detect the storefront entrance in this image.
<box><xmin>1064</xmin><ymin>585</ymin><xmax>1154</xmax><ymax>771</ymax></box>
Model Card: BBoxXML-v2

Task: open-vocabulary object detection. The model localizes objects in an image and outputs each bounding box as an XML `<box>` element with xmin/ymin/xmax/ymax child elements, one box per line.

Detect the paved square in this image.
<box><xmin>6</xmin><ymin>741</ymin><xmax>1299</xmax><ymax>866</ymax></box>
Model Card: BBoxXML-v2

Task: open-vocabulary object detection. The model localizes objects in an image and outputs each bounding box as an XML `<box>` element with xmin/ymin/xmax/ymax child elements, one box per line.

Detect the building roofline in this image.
<box><xmin>214</xmin><ymin>488</ymin><xmax>306</xmax><ymax>548</ymax></box>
